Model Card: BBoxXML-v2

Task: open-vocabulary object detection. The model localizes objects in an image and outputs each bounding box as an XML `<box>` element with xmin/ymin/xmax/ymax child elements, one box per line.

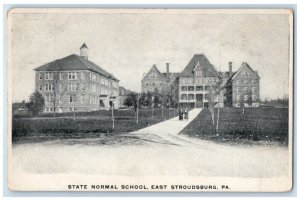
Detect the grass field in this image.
<box><xmin>181</xmin><ymin>107</ymin><xmax>289</xmax><ymax>145</ymax></box>
<box><xmin>12</xmin><ymin>108</ymin><xmax>178</xmax><ymax>143</ymax></box>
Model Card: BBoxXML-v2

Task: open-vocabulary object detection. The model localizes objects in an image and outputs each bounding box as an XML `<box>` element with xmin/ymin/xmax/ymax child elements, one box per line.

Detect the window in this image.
<box><xmin>81</xmin><ymin>83</ymin><xmax>86</xmax><ymax>91</ymax></box>
<box><xmin>68</xmin><ymin>72</ymin><xmax>78</xmax><ymax>80</ymax></box>
<box><xmin>236</xmin><ymin>87</ymin><xmax>240</xmax><ymax>93</ymax></box>
<box><xmin>205</xmin><ymin>86</ymin><xmax>210</xmax><ymax>91</ymax></box>
<box><xmin>39</xmin><ymin>73</ymin><xmax>43</xmax><ymax>80</ymax></box>
<box><xmin>181</xmin><ymin>94</ymin><xmax>187</xmax><ymax>100</ymax></box>
<box><xmin>244</xmin><ymin>87</ymin><xmax>248</xmax><ymax>93</ymax></box>
<box><xmin>145</xmin><ymin>83</ymin><xmax>148</xmax><ymax>86</ymax></box>
<box><xmin>45</xmin><ymin>83</ymin><xmax>54</xmax><ymax>91</ymax></box>
<box><xmin>244</xmin><ymin>95</ymin><xmax>248</xmax><ymax>101</ymax></box>
<box><xmin>69</xmin><ymin>95</ymin><xmax>77</xmax><ymax>103</ymax></box>
<box><xmin>152</xmin><ymin>82</ymin><xmax>155</xmax><ymax>86</ymax></box>
<box><xmin>39</xmin><ymin>84</ymin><xmax>43</xmax><ymax>91</ymax></box>
<box><xmin>59</xmin><ymin>72</ymin><xmax>63</xmax><ymax>80</ymax></box>
<box><xmin>149</xmin><ymin>73</ymin><xmax>156</xmax><ymax>79</ymax></box>
<box><xmin>252</xmin><ymin>87</ymin><xmax>256</xmax><ymax>93</ymax></box>
<box><xmin>196</xmin><ymin>86</ymin><xmax>203</xmax><ymax>91</ymax></box>
<box><xmin>205</xmin><ymin>94</ymin><xmax>209</xmax><ymax>100</ymax></box>
<box><xmin>237</xmin><ymin>95</ymin><xmax>240</xmax><ymax>100</ymax></box>
<box><xmin>45</xmin><ymin>72</ymin><xmax>53</xmax><ymax>80</ymax></box>
<box><xmin>236</xmin><ymin>80</ymin><xmax>240</xmax><ymax>85</ymax></box>
<box><xmin>244</xmin><ymin>80</ymin><xmax>248</xmax><ymax>84</ymax></box>
<box><xmin>89</xmin><ymin>73</ymin><xmax>97</xmax><ymax>81</ymax></box>
<box><xmin>252</xmin><ymin>95</ymin><xmax>257</xmax><ymax>101</ymax></box>
<box><xmin>252</xmin><ymin>79</ymin><xmax>256</xmax><ymax>84</ymax></box>
<box><xmin>188</xmin><ymin>86</ymin><xmax>195</xmax><ymax>91</ymax></box>
<box><xmin>46</xmin><ymin>95</ymin><xmax>54</xmax><ymax>102</ymax></box>
<box><xmin>68</xmin><ymin>83</ymin><xmax>79</xmax><ymax>91</ymax></box>
<box><xmin>195</xmin><ymin>71</ymin><xmax>202</xmax><ymax>76</ymax></box>
<box><xmin>80</xmin><ymin>95</ymin><xmax>84</xmax><ymax>103</ymax></box>
<box><xmin>91</xmin><ymin>84</ymin><xmax>96</xmax><ymax>92</ymax></box>
<box><xmin>181</xmin><ymin>86</ymin><xmax>187</xmax><ymax>91</ymax></box>
<box><xmin>188</xmin><ymin>94</ymin><xmax>194</xmax><ymax>100</ymax></box>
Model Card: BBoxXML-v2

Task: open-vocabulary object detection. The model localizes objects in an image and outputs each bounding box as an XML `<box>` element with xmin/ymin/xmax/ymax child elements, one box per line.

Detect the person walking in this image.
<box><xmin>185</xmin><ymin>107</ymin><xmax>189</xmax><ymax>121</ymax></box>
<box><xmin>179</xmin><ymin>108</ymin><xmax>183</xmax><ymax>121</ymax></box>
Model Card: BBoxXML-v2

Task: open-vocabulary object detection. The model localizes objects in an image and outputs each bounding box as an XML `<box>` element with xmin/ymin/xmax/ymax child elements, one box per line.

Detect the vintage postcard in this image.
<box><xmin>7</xmin><ymin>8</ymin><xmax>293</xmax><ymax>192</ymax></box>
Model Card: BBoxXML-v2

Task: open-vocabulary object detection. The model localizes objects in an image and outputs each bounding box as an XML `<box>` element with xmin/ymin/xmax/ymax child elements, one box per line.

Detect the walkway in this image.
<box><xmin>131</xmin><ymin>108</ymin><xmax>203</xmax><ymax>145</ymax></box>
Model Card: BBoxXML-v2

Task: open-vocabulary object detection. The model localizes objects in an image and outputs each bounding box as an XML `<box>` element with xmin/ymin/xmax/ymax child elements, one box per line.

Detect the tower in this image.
<box><xmin>80</xmin><ymin>43</ymin><xmax>88</xmax><ymax>60</ymax></box>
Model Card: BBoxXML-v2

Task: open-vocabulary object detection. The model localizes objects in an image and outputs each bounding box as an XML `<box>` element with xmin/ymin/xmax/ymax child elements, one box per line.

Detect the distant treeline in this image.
<box><xmin>260</xmin><ymin>97</ymin><xmax>289</xmax><ymax>108</ymax></box>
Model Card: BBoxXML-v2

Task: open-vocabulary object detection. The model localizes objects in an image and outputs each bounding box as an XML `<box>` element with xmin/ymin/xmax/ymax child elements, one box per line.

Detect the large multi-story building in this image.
<box><xmin>141</xmin><ymin>63</ymin><xmax>180</xmax><ymax>94</ymax></box>
<box><xmin>34</xmin><ymin>43</ymin><xmax>120</xmax><ymax>113</ymax></box>
<box><xmin>170</xmin><ymin>54</ymin><xmax>260</xmax><ymax>108</ymax></box>
<box><xmin>221</xmin><ymin>62</ymin><xmax>260</xmax><ymax>107</ymax></box>
<box><xmin>171</xmin><ymin>54</ymin><xmax>221</xmax><ymax>108</ymax></box>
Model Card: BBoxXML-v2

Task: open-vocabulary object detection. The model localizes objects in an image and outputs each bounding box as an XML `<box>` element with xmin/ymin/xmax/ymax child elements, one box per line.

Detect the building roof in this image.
<box><xmin>161</xmin><ymin>72</ymin><xmax>181</xmax><ymax>79</ymax></box>
<box><xmin>142</xmin><ymin>64</ymin><xmax>165</xmax><ymax>81</ymax></box>
<box><xmin>80</xmin><ymin>43</ymin><xmax>88</xmax><ymax>49</ymax></box>
<box><xmin>34</xmin><ymin>54</ymin><xmax>119</xmax><ymax>81</ymax></box>
<box><xmin>180</xmin><ymin>54</ymin><xmax>219</xmax><ymax>77</ymax></box>
<box><xmin>231</xmin><ymin>62</ymin><xmax>260</xmax><ymax>80</ymax></box>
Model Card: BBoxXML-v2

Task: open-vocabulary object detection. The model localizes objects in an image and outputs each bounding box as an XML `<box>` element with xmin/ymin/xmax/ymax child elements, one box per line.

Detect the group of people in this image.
<box><xmin>179</xmin><ymin>107</ymin><xmax>189</xmax><ymax>121</ymax></box>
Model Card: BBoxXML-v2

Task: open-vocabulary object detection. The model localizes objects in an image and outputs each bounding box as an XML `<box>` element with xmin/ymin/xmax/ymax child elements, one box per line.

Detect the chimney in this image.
<box><xmin>166</xmin><ymin>63</ymin><xmax>170</xmax><ymax>79</ymax></box>
<box><xmin>229</xmin><ymin>61</ymin><xmax>233</xmax><ymax>74</ymax></box>
<box><xmin>80</xmin><ymin>43</ymin><xmax>88</xmax><ymax>60</ymax></box>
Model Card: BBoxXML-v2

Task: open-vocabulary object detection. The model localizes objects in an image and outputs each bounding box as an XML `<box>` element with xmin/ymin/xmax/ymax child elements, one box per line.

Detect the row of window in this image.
<box><xmin>39</xmin><ymin>83</ymin><xmax>118</xmax><ymax>93</ymax></box>
<box><xmin>236</xmin><ymin>95</ymin><xmax>258</xmax><ymax>101</ymax></box>
<box><xmin>236</xmin><ymin>79</ymin><xmax>257</xmax><ymax>85</ymax></box>
<box><xmin>240</xmin><ymin>72</ymin><xmax>255</xmax><ymax>78</ymax></box>
<box><xmin>181</xmin><ymin>86</ymin><xmax>212</xmax><ymax>91</ymax></box>
<box><xmin>236</xmin><ymin>87</ymin><xmax>257</xmax><ymax>93</ymax></box>
<box><xmin>38</xmin><ymin>72</ymin><xmax>118</xmax><ymax>88</ymax></box>
<box><xmin>180</xmin><ymin>94</ymin><xmax>210</xmax><ymax>100</ymax></box>
<box><xmin>145</xmin><ymin>82</ymin><xmax>163</xmax><ymax>87</ymax></box>
<box><xmin>149</xmin><ymin>73</ymin><xmax>157</xmax><ymax>79</ymax></box>
<box><xmin>179</xmin><ymin>94</ymin><xmax>258</xmax><ymax>101</ymax></box>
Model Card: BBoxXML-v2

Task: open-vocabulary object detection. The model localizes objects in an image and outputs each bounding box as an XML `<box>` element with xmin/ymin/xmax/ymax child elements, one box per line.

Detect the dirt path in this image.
<box><xmin>131</xmin><ymin>108</ymin><xmax>203</xmax><ymax>145</ymax></box>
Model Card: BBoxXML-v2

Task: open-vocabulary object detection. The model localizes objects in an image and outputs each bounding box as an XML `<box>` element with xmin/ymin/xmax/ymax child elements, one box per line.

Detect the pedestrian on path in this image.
<box><xmin>184</xmin><ymin>107</ymin><xmax>189</xmax><ymax>121</ymax></box>
<box><xmin>179</xmin><ymin>108</ymin><xmax>183</xmax><ymax>121</ymax></box>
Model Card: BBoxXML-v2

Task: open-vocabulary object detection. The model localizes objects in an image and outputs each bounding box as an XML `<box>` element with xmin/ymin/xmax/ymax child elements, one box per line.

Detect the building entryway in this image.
<box><xmin>196</xmin><ymin>94</ymin><xmax>203</xmax><ymax>108</ymax></box>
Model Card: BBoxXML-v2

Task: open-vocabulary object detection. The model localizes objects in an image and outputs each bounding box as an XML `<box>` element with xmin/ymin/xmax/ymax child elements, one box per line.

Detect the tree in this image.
<box><xmin>247</xmin><ymin>90</ymin><xmax>253</xmax><ymax>107</ymax></box>
<box><xmin>240</xmin><ymin>93</ymin><xmax>245</xmax><ymax>114</ymax></box>
<box><xmin>51</xmin><ymin>72</ymin><xmax>67</xmax><ymax>117</ymax></box>
<box><xmin>124</xmin><ymin>92</ymin><xmax>138</xmax><ymax>108</ymax></box>
<box><xmin>208</xmin><ymin>86</ymin><xmax>216</xmax><ymax>125</ymax></box>
<box><xmin>27</xmin><ymin>91</ymin><xmax>45</xmax><ymax>116</ymax></box>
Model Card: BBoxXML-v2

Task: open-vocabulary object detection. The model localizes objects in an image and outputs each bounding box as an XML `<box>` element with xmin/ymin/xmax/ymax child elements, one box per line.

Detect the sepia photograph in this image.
<box><xmin>7</xmin><ymin>8</ymin><xmax>293</xmax><ymax>192</ymax></box>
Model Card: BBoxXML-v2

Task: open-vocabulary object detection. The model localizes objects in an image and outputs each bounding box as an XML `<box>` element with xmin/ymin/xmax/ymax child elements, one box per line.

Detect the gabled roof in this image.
<box><xmin>34</xmin><ymin>54</ymin><xmax>119</xmax><ymax>81</ymax></box>
<box><xmin>80</xmin><ymin>43</ymin><xmax>88</xmax><ymax>49</ymax></box>
<box><xmin>142</xmin><ymin>65</ymin><xmax>165</xmax><ymax>81</ymax></box>
<box><xmin>180</xmin><ymin>54</ymin><xmax>219</xmax><ymax>77</ymax></box>
<box><xmin>231</xmin><ymin>62</ymin><xmax>260</xmax><ymax>80</ymax></box>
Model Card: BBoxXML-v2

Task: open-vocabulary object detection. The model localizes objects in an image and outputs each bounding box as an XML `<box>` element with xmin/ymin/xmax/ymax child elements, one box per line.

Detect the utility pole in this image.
<box><xmin>73</xmin><ymin>95</ymin><xmax>76</xmax><ymax>121</ymax></box>
<box><xmin>151</xmin><ymin>96</ymin><xmax>154</xmax><ymax>120</ymax></box>
<box><xmin>136</xmin><ymin>93</ymin><xmax>139</xmax><ymax>124</ymax></box>
<box><xmin>111</xmin><ymin>101</ymin><xmax>115</xmax><ymax>130</ymax></box>
<box><xmin>161</xmin><ymin>96</ymin><xmax>164</xmax><ymax>119</ymax></box>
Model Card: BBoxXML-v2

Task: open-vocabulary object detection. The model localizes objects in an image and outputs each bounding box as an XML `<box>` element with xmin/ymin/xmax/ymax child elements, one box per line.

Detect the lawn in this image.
<box><xmin>12</xmin><ymin>108</ymin><xmax>178</xmax><ymax>143</ymax></box>
<box><xmin>181</xmin><ymin>107</ymin><xmax>289</xmax><ymax>145</ymax></box>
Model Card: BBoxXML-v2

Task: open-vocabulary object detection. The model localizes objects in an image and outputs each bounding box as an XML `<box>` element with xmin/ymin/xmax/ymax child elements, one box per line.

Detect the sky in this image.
<box><xmin>9</xmin><ymin>9</ymin><xmax>292</xmax><ymax>102</ymax></box>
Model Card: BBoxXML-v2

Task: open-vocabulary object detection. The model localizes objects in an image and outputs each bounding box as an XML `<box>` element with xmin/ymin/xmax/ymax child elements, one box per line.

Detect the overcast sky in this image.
<box><xmin>9</xmin><ymin>9</ymin><xmax>292</xmax><ymax>102</ymax></box>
